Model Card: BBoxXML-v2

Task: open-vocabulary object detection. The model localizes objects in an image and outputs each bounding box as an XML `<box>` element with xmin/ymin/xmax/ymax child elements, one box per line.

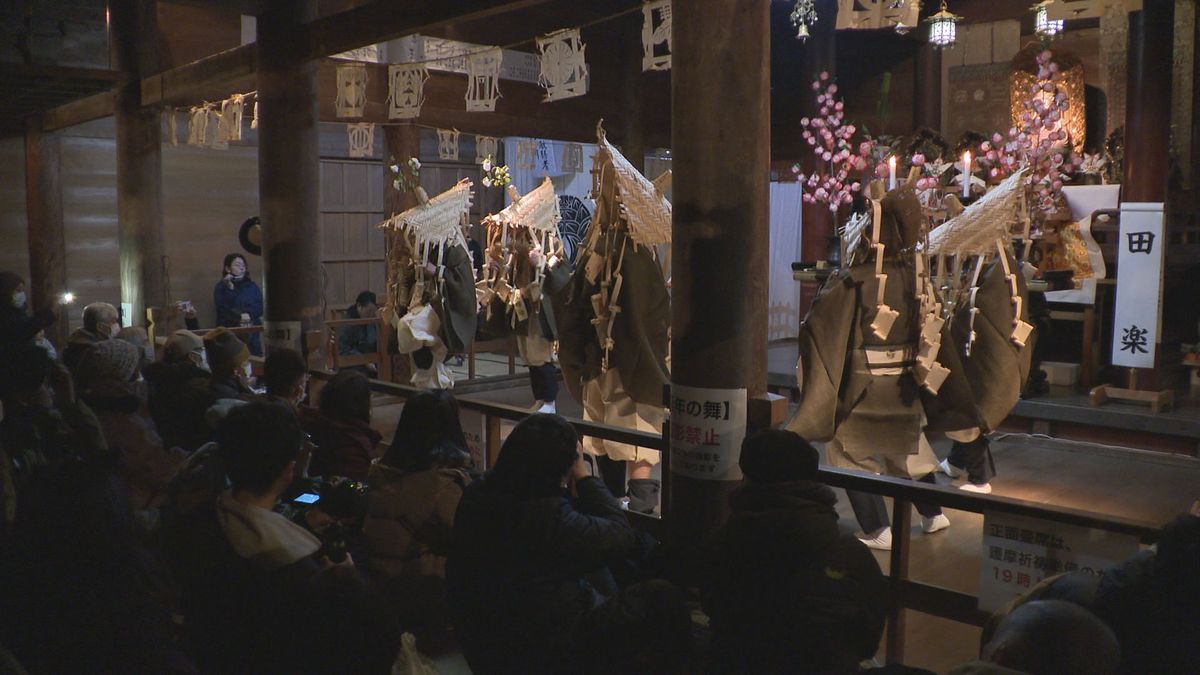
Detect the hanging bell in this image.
<box><xmin>796</xmin><ymin>22</ymin><xmax>810</xmax><ymax>40</ymax></box>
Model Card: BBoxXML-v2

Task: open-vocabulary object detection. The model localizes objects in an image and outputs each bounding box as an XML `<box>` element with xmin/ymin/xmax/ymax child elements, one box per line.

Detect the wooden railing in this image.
<box><xmin>305</xmin><ymin>369</ymin><xmax>1167</xmax><ymax>664</ymax></box>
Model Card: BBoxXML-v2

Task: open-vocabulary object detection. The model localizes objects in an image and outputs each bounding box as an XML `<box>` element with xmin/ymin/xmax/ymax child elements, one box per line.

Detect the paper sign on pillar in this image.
<box><xmin>1111</xmin><ymin>202</ymin><xmax>1166</xmax><ymax>369</ymax></box>
<box><xmin>669</xmin><ymin>385</ymin><xmax>747</xmax><ymax>481</ymax></box>
<box><xmin>978</xmin><ymin>511</ymin><xmax>1139</xmax><ymax>612</ymax></box>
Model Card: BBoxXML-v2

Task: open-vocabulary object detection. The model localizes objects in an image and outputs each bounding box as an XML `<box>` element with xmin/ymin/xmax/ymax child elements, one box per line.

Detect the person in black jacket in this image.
<box><xmin>702</xmin><ymin>429</ymin><xmax>889</xmax><ymax>675</ymax></box>
<box><xmin>447</xmin><ymin>413</ymin><xmax>649</xmax><ymax>675</ymax></box>
<box><xmin>0</xmin><ymin>272</ymin><xmax>55</xmax><ymax>352</ymax></box>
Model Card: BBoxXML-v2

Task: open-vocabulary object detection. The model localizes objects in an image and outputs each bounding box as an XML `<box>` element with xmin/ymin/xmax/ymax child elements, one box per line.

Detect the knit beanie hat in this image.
<box><xmin>76</xmin><ymin>339</ymin><xmax>141</xmax><ymax>388</ymax></box>
<box><xmin>165</xmin><ymin>329</ymin><xmax>205</xmax><ymax>362</ymax></box>
<box><xmin>204</xmin><ymin>327</ymin><xmax>249</xmax><ymax>372</ymax></box>
<box><xmin>739</xmin><ymin>429</ymin><xmax>820</xmax><ymax>484</ymax></box>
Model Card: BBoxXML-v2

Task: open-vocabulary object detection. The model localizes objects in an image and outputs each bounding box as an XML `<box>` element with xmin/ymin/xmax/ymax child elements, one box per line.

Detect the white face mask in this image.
<box><xmin>12</xmin><ymin>291</ymin><xmax>26</xmax><ymax>309</ymax></box>
<box><xmin>242</xmin><ymin>360</ymin><xmax>254</xmax><ymax>381</ymax></box>
<box><xmin>189</xmin><ymin>351</ymin><xmax>210</xmax><ymax>372</ymax></box>
<box><xmin>109</xmin><ymin>322</ymin><xmax>122</xmax><ymax>338</ymax></box>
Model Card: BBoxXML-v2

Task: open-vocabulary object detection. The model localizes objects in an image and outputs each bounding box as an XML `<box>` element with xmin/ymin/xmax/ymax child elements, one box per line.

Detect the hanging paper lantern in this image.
<box><xmin>1032</xmin><ymin>1</ymin><xmax>1064</xmax><ymax>39</ymax></box>
<box><xmin>927</xmin><ymin>1</ymin><xmax>962</xmax><ymax>49</ymax></box>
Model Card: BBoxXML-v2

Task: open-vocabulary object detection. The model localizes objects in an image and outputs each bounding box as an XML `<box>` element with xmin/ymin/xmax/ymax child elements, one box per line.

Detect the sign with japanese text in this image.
<box><xmin>264</xmin><ymin>320</ymin><xmax>302</xmax><ymax>353</ymax></box>
<box><xmin>669</xmin><ymin>385</ymin><xmax>747</xmax><ymax>481</ymax></box>
<box><xmin>458</xmin><ymin>408</ymin><xmax>488</xmax><ymax>470</ymax></box>
<box><xmin>978</xmin><ymin>511</ymin><xmax>1139</xmax><ymax>612</ymax></box>
<box><xmin>1111</xmin><ymin>202</ymin><xmax>1165</xmax><ymax>369</ymax></box>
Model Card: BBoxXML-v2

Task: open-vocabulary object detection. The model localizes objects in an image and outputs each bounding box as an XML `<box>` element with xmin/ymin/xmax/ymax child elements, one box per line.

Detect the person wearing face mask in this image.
<box><xmin>144</xmin><ymin>330</ymin><xmax>216</xmax><ymax>452</ymax></box>
<box><xmin>0</xmin><ymin>271</ymin><xmax>57</xmax><ymax>352</ymax></box>
<box><xmin>203</xmin><ymin>327</ymin><xmax>255</xmax><ymax>400</ymax></box>
<box><xmin>213</xmin><ymin>253</ymin><xmax>264</xmax><ymax>356</ymax></box>
<box><xmin>63</xmin><ymin>302</ymin><xmax>120</xmax><ymax>376</ymax></box>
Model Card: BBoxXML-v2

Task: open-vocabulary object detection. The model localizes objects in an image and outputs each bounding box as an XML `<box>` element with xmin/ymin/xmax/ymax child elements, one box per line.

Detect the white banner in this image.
<box><xmin>459</xmin><ymin>408</ymin><xmax>488</xmax><ymax>470</ymax></box>
<box><xmin>978</xmin><ymin>511</ymin><xmax>1139</xmax><ymax>612</ymax></box>
<box><xmin>1111</xmin><ymin>202</ymin><xmax>1165</xmax><ymax>368</ymax></box>
<box><xmin>668</xmin><ymin>385</ymin><xmax>747</xmax><ymax>481</ymax></box>
<box><xmin>1047</xmin><ymin>185</ymin><xmax>1117</xmax><ymax>304</ymax></box>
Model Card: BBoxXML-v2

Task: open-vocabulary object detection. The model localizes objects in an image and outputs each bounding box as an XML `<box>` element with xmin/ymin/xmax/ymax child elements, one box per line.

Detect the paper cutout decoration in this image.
<box><xmin>465</xmin><ymin>47</ymin><xmax>503</xmax><ymax>112</ymax></box>
<box><xmin>475</xmin><ymin>135</ymin><xmax>498</xmax><ymax>164</ymax></box>
<box><xmin>561</xmin><ymin>143</ymin><xmax>584</xmax><ymax>173</ymax></box>
<box><xmin>335</xmin><ymin>64</ymin><xmax>368</xmax><ymax>118</ymax></box>
<box><xmin>642</xmin><ymin>0</ymin><xmax>672</xmax><ymax>70</ymax></box>
<box><xmin>166</xmin><ymin>108</ymin><xmax>178</xmax><ymax>145</ymax></box>
<box><xmin>387</xmin><ymin>64</ymin><xmax>428</xmax><ymax>120</ymax></box>
<box><xmin>347</xmin><ymin>123</ymin><xmax>375</xmax><ymax>158</ymax></box>
<box><xmin>251</xmin><ymin>98</ymin><xmax>258</xmax><ymax>129</ymax></box>
<box><xmin>515</xmin><ymin>140</ymin><xmax>537</xmax><ymax>170</ymax></box>
<box><xmin>536</xmin><ymin>28</ymin><xmax>588</xmax><ymax>102</ymax></box>
<box><xmin>218</xmin><ymin>94</ymin><xmax>244</xmax><ymax>142</ymax></box>
<box><xmin>438</xmin><ymin>129</ymin><xmax>460</xmax><ymax>161</ymax></box>
<box><xmin>187</xmin><ymin>107</ymin><xmax>207</xmax><ymax>146</ymax></box>
<box><xmin>835</xmin><ymin>0</ymin><xmax>920</xmax><ymax>30</ymax></box>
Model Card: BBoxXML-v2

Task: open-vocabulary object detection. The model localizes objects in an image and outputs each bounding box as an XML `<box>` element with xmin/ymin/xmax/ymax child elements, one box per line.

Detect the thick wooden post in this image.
<box><xmin>620</xmin><ymin>18</ymin><xmax>646</xmax><ymax>175</ymax></box>
<box><xmin>110</xmin><ymin>0</ymin><xmax>165</xmax><ymax>326</ymax></box>
<box><xmin>1123</xmin><ymin>3</ymin><xmax>1173</xmax><ymax>202</ymax></box>
<box><xmin>913</xmin><ymin>43</ymin><xmax>942</xmax><ymax>131</ymax></box>
<box><xmin>670</xmin><ymin>0</ymin><xmax>770</xmax><ymax>546</ymax></box>
<box><xmin>381</xmin><ymin>124</ymin><xmax>420</xmax><ymax>383</ymax></box>
<box><xmin>258</xmin><ymin>0</ymin><xmax>322</xmax><ymax>356</ymax></box>
<box><xmin>24</xmin><ymin>118</ymin><xmax>68</xmax><ymax>347</ymax></box>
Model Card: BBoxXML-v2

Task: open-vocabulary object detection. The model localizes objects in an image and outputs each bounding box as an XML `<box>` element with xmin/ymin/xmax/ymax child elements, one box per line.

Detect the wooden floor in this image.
<box><xmin>366</xmin><ymin>368</ymin><xmax>1200</xmax><ymax>673</ymax></box>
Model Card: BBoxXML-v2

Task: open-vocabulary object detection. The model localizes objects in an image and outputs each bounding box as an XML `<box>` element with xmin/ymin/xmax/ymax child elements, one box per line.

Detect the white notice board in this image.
<box><xmin>978</xmin><ymin>511</ymin><xmax>1139</xmax><ymax>612</ymax></box>
<box><xmin>1111</xmin><ymin>202</ymin><xmax>1166</xmax><ymax>369</ymax></box>
<box><xmin>669</xmin><ymin>385</ymin><xmax>747</xmax><ymax>481</ymax></box>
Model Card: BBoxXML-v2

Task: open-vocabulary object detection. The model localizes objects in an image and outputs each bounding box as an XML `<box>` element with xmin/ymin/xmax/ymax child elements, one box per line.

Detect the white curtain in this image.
<box><xmin>769</xmin><ymin>182</ymin><xmax>804</xmax><ymax>341</ymax></box>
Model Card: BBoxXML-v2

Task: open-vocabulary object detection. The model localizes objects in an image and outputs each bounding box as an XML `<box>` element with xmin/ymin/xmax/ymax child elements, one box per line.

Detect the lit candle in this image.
<box><xmin>961</xmin><ymin>150</ymin><xmax>972</xmax><ymax>198</ymax></box>
<box><xmin>888</xmin><ymin>156</ymin><xmax>897</xmax><ymax>191</ymax></box>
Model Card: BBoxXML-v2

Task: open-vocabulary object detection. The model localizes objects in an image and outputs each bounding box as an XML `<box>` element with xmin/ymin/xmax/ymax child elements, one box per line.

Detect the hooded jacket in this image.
<box><xmin>0</xmin><ymin>272</ymin><xmax>55</xmax><ymax>350</ymax></box>
<box><xmin>300</xmin><ymin>407</ymin><xmax>382</xmax><ymax>482</ymax></box>
<box><xmin>702</xmin><ymin>480</ymin><xmax>888</xmax><ymax>674</ymax></box>
<box><xmin>364</xmin><ymin>462</ymin><xmax>469</xmax><ymax>580</ymax></box>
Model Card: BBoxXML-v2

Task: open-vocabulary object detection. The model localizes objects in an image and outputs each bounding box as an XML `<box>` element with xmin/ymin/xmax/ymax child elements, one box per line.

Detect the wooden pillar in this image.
<box><xmin>24</xmin><ymin>117</ymin><xmax>68</xmax><ymax>348</ymax></box>
<box><xmin>798</xmin><ymin>0</ymin><xmax>838</xmax><ymax>314</ymax></box>
<box><xmin>382</xmin><ymin>124</ymin><xmax>420</xmax><ymax>383</ymax></box>
<box><xmin>257</xmin><ymin>0</ymin><xmax>322</xmax><ymax>356</ymax></box>
<box><xmin>620</xmin><ymin>17</ymin><xmax>646</xmax><ymax>175</ymax></box>
<box><xmin>1123</xmin><ymin>3</ymin><xmax>1173</xmax><ymax>202</ymax></box>
<box><xmin>110</xmin><ymin>0</ymin><xmax>165</xmax><ymax>326</ymax></box>
<box><xmin>670</xmin><ymin>0</ymin><xmax>770</xmax><ymax>546</ymax></box>
<box><xmin>913</xmin><ymin>43</ymin><xmax>942</xmax><ymax>131</ymax></box>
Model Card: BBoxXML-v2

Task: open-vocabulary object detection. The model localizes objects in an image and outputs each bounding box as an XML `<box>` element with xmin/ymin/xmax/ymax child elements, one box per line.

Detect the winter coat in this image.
<box><xmin>0</xmin><ymin>305</ymin><xmax>55</xmax><ymax>350</ymax></box>
<box><xmin>63</xmin><ymin>327</ymin><xmax>108</xmax><ymax>376</ymax></box>
<box><xmin>447</xmin><ymin>475</ymin><xmax>644</xmax><ymax>675</ymax></box>
<box><xmin>300</xmin><ymin>408</ymin><xmax>382</xmax><ymax>481</ymax></box>
<box><xmin>213</xmin><ymin>277</ymin><xmax>264</xmax><ymax>355</ymax></box>
<box><xmin>83</xmin><ymin>383</ymin><xmax>187</xmax><ymax>510</ymax></box>
<box><xmin>702</xmin><ymin>480</ymin><xmax>888</xmax><ymax>674</ymax></box>
<box><xmin>339</xmin><ymin>303</ymin><xmax>378</xmax><ymax>355</ymax></box>
<box><xmin>144</xmin><ymin>360</ymin><xmax>216</xmax><ymax>452</ymax></box>
<box><xmin>209</xmin><ymin>373</ymin><xmax>254</xmax><ymax>401</ymax></box>
<box><xmin>364</xmin><ymin>462</ymin><xmax>469</xmax><ymax>580</ymax></box>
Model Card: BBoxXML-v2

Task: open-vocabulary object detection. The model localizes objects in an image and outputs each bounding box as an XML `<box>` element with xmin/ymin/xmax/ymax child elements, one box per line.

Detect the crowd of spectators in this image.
<box><xmin>0</xmin><ymin>279</ymin><xmax>1197</xmax><ymax>674</ymax></box>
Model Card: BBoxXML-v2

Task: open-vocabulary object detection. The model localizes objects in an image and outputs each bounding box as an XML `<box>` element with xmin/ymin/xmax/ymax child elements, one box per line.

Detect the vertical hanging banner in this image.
<box><xmin>1111</xmin><ymin>202</ymin><xmax>1165</xmax><ymax>368</ymax></box>
<box><xmin>978</xmin><ymin>511</ymin><xmax>1139</xmax><ymax>612</ymax></box>
<box><xmin>669</xmin><ymin>385</ymin><xmax>747</xmax><ymax>480</ymax></box>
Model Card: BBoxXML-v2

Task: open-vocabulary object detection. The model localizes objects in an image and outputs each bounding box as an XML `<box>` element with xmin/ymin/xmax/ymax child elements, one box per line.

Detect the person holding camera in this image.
<box><xmin>447</xmin><ymin>413</ymin><xmax>651</xmax><ymax>675</ymax></box>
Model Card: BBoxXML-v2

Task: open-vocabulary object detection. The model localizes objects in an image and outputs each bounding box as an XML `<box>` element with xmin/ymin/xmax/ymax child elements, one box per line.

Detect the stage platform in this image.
<box><xmin>764</xmin><ymin>340</ymin><xmax>1200</xmax><ymax>457</ymax></box>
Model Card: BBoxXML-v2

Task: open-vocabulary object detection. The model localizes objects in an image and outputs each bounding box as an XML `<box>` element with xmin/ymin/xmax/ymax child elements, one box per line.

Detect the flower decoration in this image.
<box><xmin>480</xmin><ymin>156</ymin><xmax>512</xmax><ymax>188</ymax></box>
<box><xmin>791</xmin><ymin>72</ymin><xmax>870</xmax><ymax>213</ymax></box>
<box><xmin>390</xmin><ymin>156</ymin><xmax>422</xmax><ymax>193</ymax></box>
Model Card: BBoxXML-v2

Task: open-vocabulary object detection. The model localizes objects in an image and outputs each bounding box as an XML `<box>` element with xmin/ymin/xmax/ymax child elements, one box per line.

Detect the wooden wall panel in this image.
<box><xmin>319</xmin><ymin>158</ymin><xmax>386</xmax><ymax>309</ymax></box>
<box><xmin>0</xmin><ymin>138</ymin><xmax>29</xmax><ymax>282</ymax></box>
<box><xmin>161</xmin><ymin>143</ymin><xmax>260</xmax><ymax>327</ymax></box>
<box><xmin>60</xmin><ymin>135</ymin><xmax>118</xmax><ymax>330</ymax></box>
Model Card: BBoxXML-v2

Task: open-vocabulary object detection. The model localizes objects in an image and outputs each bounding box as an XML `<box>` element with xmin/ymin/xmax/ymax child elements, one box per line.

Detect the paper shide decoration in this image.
<box><xmin>466</xmin><ymin>48</ymin><xmax>503</xmax><ymax>112</ymax></box>
<box><xmin>561</xmin><ymin>143</ymin><xmax>584</xmax><ymax>173</ymax></box>
<box><xmin>641</xmin><ymin>0</ymin><xmax>672</xmax><ymax>71</ymax></box>
<box><xmin>537</xmin><ymin>28</ymin><xmax>588</xmax><ymax>102</ymax></box>
<box><xmin>218</xmin><ymin>94</ymin><xmax>244</xmax><ymax>142</ymax></box>
<box><xmin>335</xmin><ymin>64</ymin><xmax>368</xmax><ymax>118</ymax></box>
<box><xmin>475</xmin><ymin>135</ymin><xmax>498</xmax><ymax>165</ymax></box>
<box><xmin>387</xmin><ymin>64</ymin><xmax>428</xmax><ymax>120</ymax></box>
<box><xmin>438</xmin><ymin>129</ymin><xmax>460</xmax><ymax>161</ymax></box>
<box><xmin>347</xmin><ymin>123</ymin><xmax>375</xmax><ymax>158</ymax></box>
<box><xmin>515</xmin><ymin>140</ymin><xmax>537</xmax><ymax>170</ymax></box>
<box><xmin>835</xmin><ymin>0</ymin><xmax>920</xmax><ymax>32</ymax></box>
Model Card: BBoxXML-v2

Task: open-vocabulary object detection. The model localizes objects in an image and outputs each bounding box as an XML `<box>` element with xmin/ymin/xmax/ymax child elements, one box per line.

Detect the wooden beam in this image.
<box><xmin>40</xmin><ymin>91</ymin><xmax>115</xmax><ymax>131</ymax></box>
<box><xmin>307</xmin><ymin>0</ymin><xmax>557</xmax><ymax>60</ymax></box>
<box><xmin>0</xmin><ymin>62</ymin><xmax>120</xmax><ymax>82</ymax></box>
<box><xmin>141</xmin><ymin>44</ymin><xmax>257</xmax><ymax>106</ymax></box>
<box><xmin>25</xmin><ymin>117</ymin><xmax>69</xmax><ymax>348</ymax></box>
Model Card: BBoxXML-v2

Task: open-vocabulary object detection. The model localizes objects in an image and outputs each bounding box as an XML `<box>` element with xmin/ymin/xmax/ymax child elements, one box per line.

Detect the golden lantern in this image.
<box><xmin>1009</xmin><ymin>44</ymin><xmax>1085</xmax><ymax>153</ymax></box>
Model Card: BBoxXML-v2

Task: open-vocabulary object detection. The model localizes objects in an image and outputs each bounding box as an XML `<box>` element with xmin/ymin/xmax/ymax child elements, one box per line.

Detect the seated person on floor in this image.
<box><xmin>301</xmin><ymin>369</ymin><xmax>381</xmax><ymax>482</ymax></box>
<box><xmin>261</xmin><ymin>347</ymin><xmax>309</xmax><ymax>409</ymax></box>
<box><xmin>957</xmin><ymin>600</ymin><xmax>1119</xmax><ymax>675</ymax></box>
<box><xmin>701</xmin><ymin>429</ymin><xmax>888</xmax><ymax>675</ymax></box>
<box><xmin>340</xmin><ymin>290</ymin><xmax>379</xmax><ymax>356</ymax></box>
<box><xmin>447</xmin><ymin>413</ymin><xmax>653</xmax><ymax>675</ymax></box>
<box><xmin>144</xmin><ymin>329</ymin><xmax>214</xmax><ymax>452</ymax></box>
